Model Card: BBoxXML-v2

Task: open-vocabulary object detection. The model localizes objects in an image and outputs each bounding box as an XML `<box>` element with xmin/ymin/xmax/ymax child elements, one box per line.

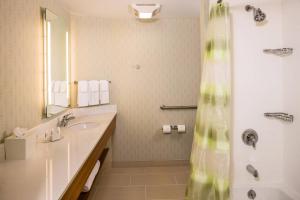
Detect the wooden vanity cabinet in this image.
<box><xmin>61</xmin><ymin>116</ymin><xmax>116</xmax><ymax>200</ymax></box>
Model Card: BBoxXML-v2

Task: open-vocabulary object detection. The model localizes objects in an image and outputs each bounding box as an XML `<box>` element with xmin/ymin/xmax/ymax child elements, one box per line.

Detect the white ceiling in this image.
<box><xmin>58</xmin><ymin>0</ymin><xmax>201</xmax><ymax>18</ymax></box>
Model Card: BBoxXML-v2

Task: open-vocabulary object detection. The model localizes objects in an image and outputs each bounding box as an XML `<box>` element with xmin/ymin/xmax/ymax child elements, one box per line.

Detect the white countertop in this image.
<box><xmin>0</xmin><ymin>111</ymin><xmax>116</xmax><ymax>200</ymax></box>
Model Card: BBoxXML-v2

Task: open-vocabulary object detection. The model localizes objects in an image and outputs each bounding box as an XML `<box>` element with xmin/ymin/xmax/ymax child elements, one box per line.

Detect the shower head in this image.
<box><xmin>245</xmin><ymin>5</ymin><xmax>266</xmax><ymax>22</ymax></box>
<box><xmin>254</xmin><ymin>8</ymin><xmax>266</xmax><ymax>22</ymax></box>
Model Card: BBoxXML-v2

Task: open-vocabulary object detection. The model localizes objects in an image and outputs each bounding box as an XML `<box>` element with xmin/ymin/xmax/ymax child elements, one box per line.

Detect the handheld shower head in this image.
<box><xmin>245</xmin><ymin>5</ymin><xmax>267</xmax><ymax>22</ymax></box>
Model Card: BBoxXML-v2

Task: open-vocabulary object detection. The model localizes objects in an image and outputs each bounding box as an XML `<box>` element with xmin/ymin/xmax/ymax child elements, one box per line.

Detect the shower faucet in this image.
<box><xmin>246</xmin><ymin>164</ymin><xmax>259</xmax><ymax>178</ymax></box>
<box><xmin>242</xmin><ymin>129</ymin><xmax>258</xmax><ymax>149</ymax></box>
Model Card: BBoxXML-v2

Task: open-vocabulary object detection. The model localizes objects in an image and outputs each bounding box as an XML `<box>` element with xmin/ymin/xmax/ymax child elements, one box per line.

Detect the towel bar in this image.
<box><xmin>74</xmin><ymin>80</ymin><xmax>111</xmax><ymax>84</ymax></box>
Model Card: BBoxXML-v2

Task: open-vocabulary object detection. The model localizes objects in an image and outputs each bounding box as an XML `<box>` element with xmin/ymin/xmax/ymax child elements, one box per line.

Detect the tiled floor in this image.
<box><xmin>88</xmin><ymin>165</ymin><xmax>189</xmax><ymax>200</ymax></box>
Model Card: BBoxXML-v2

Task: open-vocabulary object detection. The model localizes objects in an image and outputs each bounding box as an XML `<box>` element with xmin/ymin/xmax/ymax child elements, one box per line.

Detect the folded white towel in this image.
<box><xmin>100</xmin><ymin>80</ymin><xmax>109</xmax><ymax>91</ymax></box>
<box><xmin>51</xmin><ymin>81</ymin><xmax>55</xmax><ymax>92</ymax></box>
<box><xmin>99</xmin><ymin>80</ymin><xmax>110</xmax><ymax>104</ymax></box>
<box><xmin>78</xmin><ymin>80</ymin><xmax>88</xmax><ymax>93</ymax></box>
<box><xmin>82</xmin><ymin>160</ymin><xmax>100</xmax><ymax>192</ymax></box>
<box><xmin>51</xmin><ymin>81</ymin><xmax>55</xmax><ymax>105</ymax></box>
<box><xmin>55</xmin><ymin>93</ymin><xmax>68</xmax><ymax>107</ymax></box>
<box><xmin>88</xmin><ymin>80</ymin><xmax>100</xmax><ymax>106</ymax></box>
<box><xmin>52</xmin><ymin>81</ymin><xmax>68</xmax><ymax>107</ymax></box>
<box><xmin>78</xmin><ymin>81</ymin><xmax>89</xmax><ymax>107</ymax></box>
<box><xmin>89</xmin><ymin>80</ymin><xmax>100</xmax><ymax>92</ymax></box>
<box><xmin>60</xmin><ymin>81</ymin><xmax>67</xmax><ymax>93</ymax></box>
<box><xmin>100</xmin><ymin>91</ymin><xmax>110</xmax><ymax>104</ymax></box>
<box><xmin>53</xmin><ymin>81</ymin><xmax>61</xmax><ymax>93</ymax></box>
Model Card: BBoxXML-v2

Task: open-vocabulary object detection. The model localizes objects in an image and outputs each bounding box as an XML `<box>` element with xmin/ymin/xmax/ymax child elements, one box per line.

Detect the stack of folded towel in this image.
<box><xmin>77</xmin><ymin>80</ymin><xmax>110</xmax><ymax>107</ymax></box>
<box><xmin>51</xmin><ymin>81</ymin><xmax>68</xmax><ymax>107</ymax></box>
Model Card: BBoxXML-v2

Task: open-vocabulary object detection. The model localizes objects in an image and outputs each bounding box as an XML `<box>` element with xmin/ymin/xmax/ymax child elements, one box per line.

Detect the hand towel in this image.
<box><xmin>77</xmin><ymin>80</ymin><xmax>89</xmax><ymax>107</ymax></box>
<box><xmin>82</xmin><ymin>160</ymin><xmax>100</xmax><ymax>192</ymax></box>
<box><xmin>55</xmin><ymin>81</ymin><xmax>68</xmax><ymax>107</ymax></box>
<box><xmin>53</xmin><ymin>81</ymin><xmax>61</xmax><ymax>93</ymax></box>
<box><xmin>99</xmin><ymin>80</ymin><xmax>110</xmax><ymax>104</ymax></box>
<box><xmin>51</xmin><ymin>81</ymin><xmax>55</xmax><ymax>105</ymax></box>
<box><xmin>88</xmin><ymin>80</ymin><xmax>100</xmax><ymax>106</ymax></box>
<box><xmin>78</xmin><ymin>80</ymin><xmax>88</xmax><ymax>92</ymax></box>
<box><xmin>60</xmin><ymin>81</ymin><xmax>67</xmax><ymax>93</ymax></box>
<box><xmin>100</xmin><ymin>80</ymin><xmax>109</xmax><ymax>91</ymax></box>
<box><xmin>52</xmin><ymin>81</ymin><xmax>61</xmax><ymax>105</ymax></box>
<box><xmin>100</xmin><ymin>91</ymin><xmax>110</xmax><ymax>104</ymax></box>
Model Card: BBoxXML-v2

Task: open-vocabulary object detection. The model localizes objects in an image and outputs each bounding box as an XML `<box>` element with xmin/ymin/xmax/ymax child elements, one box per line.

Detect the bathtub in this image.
<box><xmin>232</xmin><ymin>187</ymin><xmax>295</xmax><ymax>200</ymax></box>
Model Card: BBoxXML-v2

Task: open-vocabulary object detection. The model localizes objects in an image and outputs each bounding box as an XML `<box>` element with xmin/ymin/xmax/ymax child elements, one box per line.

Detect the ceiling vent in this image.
<box><xmin>130</xmin><ymin>4</ymin><xmax>161</xmax><ymax>19</ymax></box>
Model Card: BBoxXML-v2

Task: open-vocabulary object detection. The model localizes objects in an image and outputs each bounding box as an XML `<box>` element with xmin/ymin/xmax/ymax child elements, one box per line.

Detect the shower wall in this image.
<box><xmin>229</xmin><ymin>0</ymin><xmax>284</xmax><ymax>187</ymax></box>
<box><xmin>282</xmin><ymin>0</ymin><xmax>300</xmax><ymax>197</ymax></box>
<box><xmin>228</xmin><ymin>0</ymin><xmax>299</xmax><ymax>197</ymax></box>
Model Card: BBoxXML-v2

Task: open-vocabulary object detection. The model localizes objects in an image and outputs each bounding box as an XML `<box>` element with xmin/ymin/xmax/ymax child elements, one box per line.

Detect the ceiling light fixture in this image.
<box><xmin>130</xmin><ymin>4</ymin><xmax>161</xmax><ymax>19</ymax></box>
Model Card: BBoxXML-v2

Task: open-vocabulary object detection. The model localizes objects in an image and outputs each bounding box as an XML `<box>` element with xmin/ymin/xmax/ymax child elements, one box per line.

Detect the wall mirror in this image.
<box><xmin>43</xmin><ymin>9</ymin><xmax>70</xmax><ymax>118</ymax></box>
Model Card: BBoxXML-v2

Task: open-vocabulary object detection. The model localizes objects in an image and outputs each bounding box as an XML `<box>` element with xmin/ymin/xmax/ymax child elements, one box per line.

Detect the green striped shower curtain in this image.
<box><xmin>185</xmin><ymin>2</ymin><xmax>231</xmax><ymax>200</ymax></box>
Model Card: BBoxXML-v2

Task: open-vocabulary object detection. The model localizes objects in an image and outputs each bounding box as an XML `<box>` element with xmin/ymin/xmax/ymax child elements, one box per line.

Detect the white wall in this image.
<box><xmin>282</xmin><ymin>0</ymin><xmax>300</xmax><ymax>197</ymax></box>
<box><xmin>229</xmin><ymin>0</ymin><xmax>284</xmax><ymax>187</ymax></box>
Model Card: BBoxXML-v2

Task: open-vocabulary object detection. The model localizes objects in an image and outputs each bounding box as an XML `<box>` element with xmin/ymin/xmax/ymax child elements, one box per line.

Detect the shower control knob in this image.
<box><xmin>242</xmin><ymin>129</ymin><xmax>258</xmax><ymax>149</ymax></box>
<box><xmin>247</xmin><ymin>189</ymin><xmax>256</xmax><ymax>199</ymax></box>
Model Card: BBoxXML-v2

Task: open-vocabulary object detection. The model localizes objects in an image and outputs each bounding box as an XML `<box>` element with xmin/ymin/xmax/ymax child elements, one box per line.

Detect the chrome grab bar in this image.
<box><xmin>160</xmin><ymin>105</ymin><xmax>197</xmax><ymax>110</ymax></box>
<box><xmin>263</xmin><ymin>48</ymin><xmax>293</xmax><ymax>56</ymax></box>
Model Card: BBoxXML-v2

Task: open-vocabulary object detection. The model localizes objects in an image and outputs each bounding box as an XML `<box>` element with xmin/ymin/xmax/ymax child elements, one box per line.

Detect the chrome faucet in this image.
<box><xmin>246</xmin><ymin>164</ymin><xmax>259</xmax><ymax>178</ymax></box>
<box><xmin>58</xmin><ymin>113</ymin><xmax>75</xmax><ymax>127</ymax></box>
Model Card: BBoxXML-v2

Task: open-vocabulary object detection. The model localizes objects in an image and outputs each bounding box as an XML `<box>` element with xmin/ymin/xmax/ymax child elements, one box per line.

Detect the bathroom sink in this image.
<box><xmin>68</xmin><ymin>122</ymin><xmax>99</xmax><ymax>131</ymax></box>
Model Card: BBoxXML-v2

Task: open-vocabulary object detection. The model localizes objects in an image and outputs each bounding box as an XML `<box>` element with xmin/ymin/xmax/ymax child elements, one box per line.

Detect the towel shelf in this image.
<box><xmin>160</xmin><ymin>105</ymin><xmax>197</xmax><ymax>110</ymax></box>
<box><xmin>264</xmin><ymin>112</ymin><xmax>294</xmax><ymax>122</ymax></box>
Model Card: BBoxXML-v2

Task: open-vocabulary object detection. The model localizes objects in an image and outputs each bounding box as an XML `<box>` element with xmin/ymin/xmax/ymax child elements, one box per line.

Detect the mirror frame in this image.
<box><xmin>42</xmin><ymin>8</ymin><xmax>71</xmax><ymax>118</ymax></box>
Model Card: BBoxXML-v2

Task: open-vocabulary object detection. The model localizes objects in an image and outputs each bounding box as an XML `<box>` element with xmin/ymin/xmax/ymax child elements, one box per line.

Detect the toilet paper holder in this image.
<box><xmin>162</xmin><ymin>125</ymin><xmax>186</xmax><ymax>134</ymax></box>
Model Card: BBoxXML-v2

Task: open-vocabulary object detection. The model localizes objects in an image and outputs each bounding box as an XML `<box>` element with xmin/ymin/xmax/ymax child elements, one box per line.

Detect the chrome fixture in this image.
<box><xmin>245</xmin><ymin>5</ymin><xmax>266</xmax><ymax>22</ymax></box>
<box><xmin>247</xmin><ymin>164</ymin><xmax>259</xmax><ymax>178</ymax></box>
<box><xmin>160</xmin><ymin>105</ymin><xmax>197</xmax><ymax>110</ymax></box>
<box><xmin>248</xmin><ymin>189</ymin><xmax>256</xmax><ymax>199</ymax></box>
<box><xmin>242</xmin><ymin>129</ymin><xmax>258</xmax><ymax>149</ymax></box>
<box><xmin>263</xmin><ymin>48</ymin><xmax>293</xmax><ymax>56</ymax></box>
<box><xmin>58</xmin><ymin>113</ymin><xmax>75</xmax><ymax>127</ymax></box>
<box><xmin>264</xmin><ymin>112</ymin><xmax>294</xmax><ymax>122</ymax></box>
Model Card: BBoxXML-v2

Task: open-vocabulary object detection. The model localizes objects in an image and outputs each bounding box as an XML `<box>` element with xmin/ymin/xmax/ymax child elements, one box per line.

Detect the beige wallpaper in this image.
<box><xmin>0</xmin><ymin>0</ymin><xmax>69</xmax><ymax>142</ymax></box>
<box><xmin>0</xmin><ymin>0</ymin><xmax>43</xmax><ymax>141</ymax></box>
<box><xmin>71</xmin><ymin>17</ymin><xmax>201</xmax><ymax>162</ymax></box>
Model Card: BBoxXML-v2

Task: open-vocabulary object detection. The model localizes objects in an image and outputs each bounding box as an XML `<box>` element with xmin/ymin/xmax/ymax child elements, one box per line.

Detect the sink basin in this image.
<box><xmin>68</xmin><ymin>122</ymin><xmax>99</xmax><ymax>130</ymax></box>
